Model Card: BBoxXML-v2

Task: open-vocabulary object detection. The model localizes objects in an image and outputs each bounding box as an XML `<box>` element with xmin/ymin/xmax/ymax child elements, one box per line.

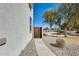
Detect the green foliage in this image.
<box><xmin>43</xmin><ymin>4</ymin><xmax>79</xmax><ymax>31</ymax></box>
<box><xmin>43</xmin><ymin>8</ymin><xmax>62</xmax><ymax>29</ymax></box>
<box><xmin>58</xmin><ymin>3</ymin><xmax>79</xmax><ymax>30</ymax></box>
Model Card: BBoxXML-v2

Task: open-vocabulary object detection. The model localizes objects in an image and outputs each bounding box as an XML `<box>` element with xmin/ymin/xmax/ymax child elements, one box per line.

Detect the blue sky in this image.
<box><xmin>33</xmin><ymin>3</ymin><xmax>60</xmax><ymax>28</ymax></box>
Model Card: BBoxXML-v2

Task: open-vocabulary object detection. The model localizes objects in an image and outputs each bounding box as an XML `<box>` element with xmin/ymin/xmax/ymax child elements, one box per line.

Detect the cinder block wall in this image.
<box><xmin>0</xmin><ymin>3</ymin><xmax>33</xmax><ymax>56</ymax></box>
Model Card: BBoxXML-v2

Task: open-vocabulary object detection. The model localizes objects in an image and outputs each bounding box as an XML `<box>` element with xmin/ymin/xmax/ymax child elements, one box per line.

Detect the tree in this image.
<box><xmin>43</xmin><ymin>8</ymin><xmax>59</xmax><ymax>29</ymax></box>
<box><xmin>72</xmin><ymin>4</ymin><xmax>79</xmax><ymax>30</ymax></box>
<box><xmin>55</xmin><ymin>13</ymin><xmax>63</xmax><ymax>30</ymax></box>
<box><xmin>58</xmin><ymin>3</ymin><xmax>79</xmax><ymax>37</ymax></box>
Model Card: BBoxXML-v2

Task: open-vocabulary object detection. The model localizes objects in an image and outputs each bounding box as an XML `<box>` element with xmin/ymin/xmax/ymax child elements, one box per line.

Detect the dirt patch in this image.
<box><xmin>42</xmin><ymin>35</ymin><xmax>79</xmax><ymax>56</ymax></box>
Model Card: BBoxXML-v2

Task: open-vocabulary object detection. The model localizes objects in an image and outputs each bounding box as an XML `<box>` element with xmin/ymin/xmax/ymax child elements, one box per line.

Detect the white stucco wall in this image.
<box><xmin>0</xmin><ymin>3</ymin><xmax>33</xmax><ymax>56</ymax></box>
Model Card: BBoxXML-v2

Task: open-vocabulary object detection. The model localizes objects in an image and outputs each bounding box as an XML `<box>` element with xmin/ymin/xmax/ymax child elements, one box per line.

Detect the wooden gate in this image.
<box><xmin>33</xmin><ymin>27</ymin><xmax>42</xmax><ymax>38</ymax></box>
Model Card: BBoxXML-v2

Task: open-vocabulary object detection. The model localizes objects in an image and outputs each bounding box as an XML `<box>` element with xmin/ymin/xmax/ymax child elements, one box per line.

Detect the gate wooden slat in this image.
<box><xmin>34</xmin><ymin>27</ymin><xmax>42</xmax><ymax>38</ymax></box>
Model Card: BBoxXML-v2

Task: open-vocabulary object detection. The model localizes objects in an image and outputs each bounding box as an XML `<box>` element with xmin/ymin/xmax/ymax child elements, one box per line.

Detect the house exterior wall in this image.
<box><xmin>0</xmin><ymin>3</ymin><xmax>33</xmax><ymax>56</ymax></box>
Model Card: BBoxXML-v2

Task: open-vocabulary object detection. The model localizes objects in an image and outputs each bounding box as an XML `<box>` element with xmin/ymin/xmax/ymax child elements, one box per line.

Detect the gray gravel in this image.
<box><xmin>42</xmin><ymin>36</ymin><xmax>79</xmax><ymax>56</ymax></box>
<box><xmin>19</xmin><ymin>39</ymin><xmax>38</xmax><ymax>56</ymax></box>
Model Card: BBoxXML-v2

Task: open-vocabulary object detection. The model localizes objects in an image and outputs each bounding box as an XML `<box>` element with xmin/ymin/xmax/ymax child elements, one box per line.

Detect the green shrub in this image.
<box><xmin>56</xmin><ymin>39</ymin><xmax>65</xmax><ymax>48</ymax></box>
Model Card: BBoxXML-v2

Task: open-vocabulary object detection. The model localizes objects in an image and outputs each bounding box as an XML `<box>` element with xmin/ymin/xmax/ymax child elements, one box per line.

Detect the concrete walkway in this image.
<box><xmin>34</xmin><ymin>38</ymin><xmax>56</xmax><ymax>56</ymax></box>
<box><xmin>19</xmin><ymin>39</ymin><xmax>38</xmax><ymax>56</ymax></box>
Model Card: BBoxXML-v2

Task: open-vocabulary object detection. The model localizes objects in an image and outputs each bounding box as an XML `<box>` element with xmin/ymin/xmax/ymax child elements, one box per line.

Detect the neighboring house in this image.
<box><xmin>0</xmin><ymin>3</ymin><xmax>33</xmax><ymax>56</ymax></box>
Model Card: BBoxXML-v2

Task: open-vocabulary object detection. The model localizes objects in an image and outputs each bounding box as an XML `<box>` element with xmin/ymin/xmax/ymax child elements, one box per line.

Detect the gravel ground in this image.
<box><xmin>19</xmin><ymin>39</ymin><xmax>38</xmax><ymax>56</ymax></box>
<box><xmin>42</xmin><ymin>35</ymin><xmax>79</xmax><ymax>56</ymax></box>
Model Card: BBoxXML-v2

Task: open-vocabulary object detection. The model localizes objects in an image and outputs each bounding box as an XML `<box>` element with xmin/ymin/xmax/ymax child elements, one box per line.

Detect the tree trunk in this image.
<box><xmin>50</xmin><ymin>24</ymin><xmax>52</xmax><ymax>30</ymax></box>
<box><xmin>64</xmin><ymin>28</ymin><xmax>67</xmax><ymax>37</ymax></box>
